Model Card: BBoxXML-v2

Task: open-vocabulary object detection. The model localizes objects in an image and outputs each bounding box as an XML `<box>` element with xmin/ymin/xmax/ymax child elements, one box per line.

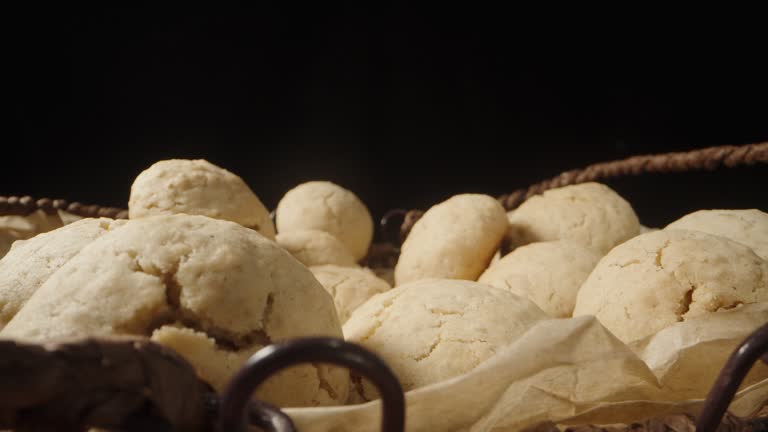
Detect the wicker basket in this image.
<box><xmin>1</xmin><ymin>142</ymin><xmax>767</xmax><ymax>432</ymax></box>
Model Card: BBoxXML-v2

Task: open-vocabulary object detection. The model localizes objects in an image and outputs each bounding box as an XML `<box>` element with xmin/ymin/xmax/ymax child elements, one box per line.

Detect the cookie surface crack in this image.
<box><xmin>128</xmin><ymin>255</ymin><xmax>272</xmax><ymax>351</ymax></box>
<box><xmin>358</xmin><ymin>291</ymin><xmax>404</xmax><ymax>343</ymax></box>
<box><xmin>654</xmin><ymin>240</ymin><xmax>671</xmax><ymax>270</ymax></box>
<box><xmin>675</xmin><ymin>287</ymin><xmax>695</xmax><ymax>321</ymax></box>
<box><xmin>413</xmin><ymin>335</ymin><xmax>442</xmax><ymax>362</ymax></box>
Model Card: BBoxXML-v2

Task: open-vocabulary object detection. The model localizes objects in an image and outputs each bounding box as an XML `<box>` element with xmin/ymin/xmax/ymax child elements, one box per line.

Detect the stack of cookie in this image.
<box><xmin>1</xmin><ymin>158</ymin><xmax>766</xmax><ymax>411</ymax></box>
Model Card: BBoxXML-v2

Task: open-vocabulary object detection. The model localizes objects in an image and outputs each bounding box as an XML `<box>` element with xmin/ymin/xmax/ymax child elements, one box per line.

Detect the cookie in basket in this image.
<box><xmin>665</xmin><ymin>208</ymin><xmax>768</xmax><ymax>260</ymax></box>
<box><xmin>507</xmin><ymin>182</ymin><xmax>640</xmax><ymax>254</ymax></box>
<box><xmin>128</xmin><ymin>159</ymin><xmax>275</xmax><ymax>239</ymax></box>
<box><xmin>276</xmin><ymin>181</ymin><xmax>374</xmax><ymax>261</ymax></box>
<box><xmin>0</xmin><ymin>214</ymin><xmax>348</xmax><ymax>407</ymax></box>
<box><xmin>0</xmin><ymin>217</ymin><xmax>127</xmax><ymax>330</ymax></box>
<box><xmin>309</xmin><ymin>264</ymin><xmax>391</xmax><ymax>323</ymax></box>
<box><xmin>276</xmin><ymin>229</ymin><xmax>357</xmax><ymax>267</ymax></box>
<box><xmin>574</xmin><ymin>229</ymin><xmax>768</xmax><ymax>343</ymax></box>
<box><xmin>343</xmin><ymin>278</ymin><xmax>548</xmax><ymax>401</ymax></box>
<box><xmin>478</xmin><ymin>240</ymin><xmax>603</xmax><ymax>318</ymax></box>
<box><xmin>394</xmin><ymin>194</ymin><xmax>508</xmax><ymax>285</ymax></box>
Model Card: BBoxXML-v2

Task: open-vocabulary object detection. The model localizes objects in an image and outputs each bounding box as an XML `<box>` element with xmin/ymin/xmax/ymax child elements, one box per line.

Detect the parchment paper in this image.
<box><xmin>284</xmin><ymin>304</ymin><xmax>768</xmax><ymax>431</ymax></box>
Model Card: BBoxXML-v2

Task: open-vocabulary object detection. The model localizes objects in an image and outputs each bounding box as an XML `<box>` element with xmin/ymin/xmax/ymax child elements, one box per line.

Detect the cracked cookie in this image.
<box><xmin>309</xmin><ymin>265</ymin><xmax>391</xmax><ymax>323</ymax></box>
<box><xmin>343</xmin><ymin>278</ymin><xmax>547</xmax><ymax>400</ymax></box>
<box><xmin>478</xmin><ymin>240</ymin><xmax>602</xmax><ymax>318</ymax></box>
<box><xmin>0</xmin><ymin>217</ymin><xmax>127</xmax><ymax>330</ymax></box>
<box><xmin>665</xmin><ymin>209</ymin><xmax>768</xmax><ymax>260</ymax></box>
<box><xmin>128</xmin><ymin>159</ymin><xmax>275</xmax><ymax>240</ymax></box>
<box><xmin>394</xmin><ymin>194</ymin><xmax>508</xmax><ymax>285</ymax></box>
<box><xmin>573</xmin><ymin>229</ymin><xmax>768</xmax><ymax>343</ymax></box>
<box><xmin>0</xmin><ymin>214</ymin><xmax>348</xmax><ymax>407</ymax></box>
<box><xmin>507</xmin><ymin>182</ymin><xmax>640</xmax><ymax>254</ymax></box>
<box><xmin>275</xmin><ymin>181</ymin><xmax>373</xmax><ymax>260</ymax></box>
<box><xmin>276</xmin><ymin>230</ymin><xmax>357</xmax><ymax>268</ymax></box>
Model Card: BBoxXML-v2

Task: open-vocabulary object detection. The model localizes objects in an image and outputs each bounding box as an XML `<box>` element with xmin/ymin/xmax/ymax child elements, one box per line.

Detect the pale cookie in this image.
<box><xmin>394</xmin><ymin>194</ymin><xmax>508</xmax><ymax>285</ymax></box>
<box><xmin>507</xmin><ymin>182</ymin><xmax>640</xmax><ymax>254</ymax></box>
<box><xmin>309</xmin><ymin>265</ymin><xmax>391</xmax><ymax>323</ymax></box>
<box><xmin>129</xmin><ymin>159</ymin><xmax>275</xmax><ymax>239</ymax></box>
<box><xmin>275</xmin><ymin>181</ymin><xmax>373</xmax><ymax>260</ymax></box>
<box><xmin>478</xmin><ymin>241</ymin><xmax>602</xmax><ymax>318</ymax></box>
<box><xmin>276</xmin><ymin>230</ymin><xmax>357</xmax><ymax>267</ymax></box>
<box><xmin>344</xmin><ymin>279</ymin><xmax>547</xmax><ymax>400</ymax></box>
<box><xmin>665</xmin><ymin>209</ymin><xmax>768</xmax><ymax>260</ymax></box>
<box><xmin>0</xmin><ymin>217</ymin><xmax>127</xmax><ymax>330</ymax></box>
<box><xmin>1</xmin><ymin>214</ymin><xmax>348</xmax><ymax>407</ymax></box>
<box><xmin>573</xmin><ymin>229</ymin><xmax>768</xmax><ymax>343</ymax></box>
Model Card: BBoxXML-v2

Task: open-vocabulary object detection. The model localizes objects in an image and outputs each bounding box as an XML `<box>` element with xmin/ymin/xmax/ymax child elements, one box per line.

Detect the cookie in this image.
<box><xmin>343</xmin><ymin>278</ymin><xmax>547</xmax><ymax>400</ymax></box>
<box><xmin>276</xmin><ymin>230</ymin><xmax>357</xmax><ymax>267</ymax></box>
<box><xmin>665</xmin><ymin>209</ymin><xmax>768</xmax><ymax>260</ymax></box>
<box><xmin>478</xmin><ymin>240</ymin><xmax>602</xmax><ymax>318</ymax></box>
<box><xmin>507</xmin><ymin>182</ymin><xmax>640</xmax><ymax>254</ymax></box>
<box><xmin>0</xmin><ymin>218</ymin><xmax>127</xmax><ymax>330</ymax></box>
<box><xmin>275</xmin><ymin>181</ymin><xmax>373</xmax><ymax>260</ymax></box>
<box><xmin>394</xmin><ymin>194</ymin><xmax>508</xmax><ymax>285</ymax></box>
<box><xmin>1</xmin><ymin>214</ymin><xmax>348</xmax><ymax>407</ymax></box>
<box><xmin>573</xmin><ymin>229</ymin><xmax>768</xmax><ymax>343</ymax></box>
<box><xmin>309</xmin><ymin>265</ymin><xmax>391</xmax><ymax>323</ymax></box>
<box><xmin>128</xmin><ymin>159</ymin><xmax>275</xmax><ymax>239</ymax></box>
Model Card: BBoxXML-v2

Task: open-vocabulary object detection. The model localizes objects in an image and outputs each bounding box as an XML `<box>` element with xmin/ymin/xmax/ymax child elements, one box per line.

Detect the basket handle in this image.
<box><xmin>384</xmin><ymin>142</ymin><xmax>768</xmax><ymax>244</ymax></box>
<box><xmin>218</xmin><ymin>337</ymin><xmax>406</xmax><ymax>432</ymax></box>
<box><xmin>0</xmin><ymin>196</ymin><xmax>128</xmax><ymax>218</ymax></box>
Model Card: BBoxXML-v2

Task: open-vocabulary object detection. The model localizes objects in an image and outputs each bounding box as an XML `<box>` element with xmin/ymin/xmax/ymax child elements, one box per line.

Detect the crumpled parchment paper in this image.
<box><xmin>284</xmin><ymin>304</ymin><xmax>768</xmax><ymax>431</ymax></box>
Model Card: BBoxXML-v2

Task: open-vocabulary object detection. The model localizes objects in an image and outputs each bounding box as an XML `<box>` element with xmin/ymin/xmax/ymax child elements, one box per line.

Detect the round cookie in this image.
<box><xmin>1</xmin><ymin>214</ymin><xmax>348</xmax><ymax>407</ymax></box>
<box><xmin>275</xmin><ymin>181</ymin><xmax>373</xmax><ymax>260</ymax></box>
<box><xmin>309</xmin><ymin>265</ymin><xmax>391</xmax><ymax>323</ymax></box>
<box><xmin>507</xmin><ymin>182</ymin><xmax>640</xmax><ymax>254</ymax></box>
<box><xmin>478</xmin><ymin>240</ymin><xmax>603</xmax><ymax>318</ymax></box>
<box><xmin>665</xmin><ymin>209</ymin><xmax>768</xmax><ymax>260</ymax></box>
<box><xmin>344</xmin><ymin>279</ymin><xmax>547</xmax><ymax>400</ymax></box>
<box><xmin>276</xmin><ymin>230</ymin><xmax>357</xmax><ymax>267</ymax></box>
<box><xmin>129</xmin><ymin>159</ymin><xmax>275</xmax><ymax>239</ymax></box>
<box><xmin>573</xmin><ymin>229</ymin><xmax>768</xmax><ymax>343</ymax></box>
<box><xmin>0</xmin><ymin>217</ymin><xmax>127</xmax><ymax>330</ymax></box>
<box><xmin>394</xmin><ymin>194</ymin><xmax>508</xmax><ymax>286</ymax></box>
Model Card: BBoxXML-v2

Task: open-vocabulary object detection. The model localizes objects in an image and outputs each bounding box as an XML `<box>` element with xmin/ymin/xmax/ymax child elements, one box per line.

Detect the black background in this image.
<box><xmin>6</xmin><ymin>9</ymin><xmax>767</xmax><ymax>229</ymax></box>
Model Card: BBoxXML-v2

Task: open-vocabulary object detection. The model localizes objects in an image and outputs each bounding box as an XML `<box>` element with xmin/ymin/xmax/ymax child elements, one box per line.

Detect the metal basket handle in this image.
<box><xmin>696</xmin><ymin>321</ymin><xmax>768</xmax><ymax>432</ymax></box>
<box><xmin>218</xmin><ymin>337</ymin><xmax>405</xmax><ymax>432</ymax></box>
